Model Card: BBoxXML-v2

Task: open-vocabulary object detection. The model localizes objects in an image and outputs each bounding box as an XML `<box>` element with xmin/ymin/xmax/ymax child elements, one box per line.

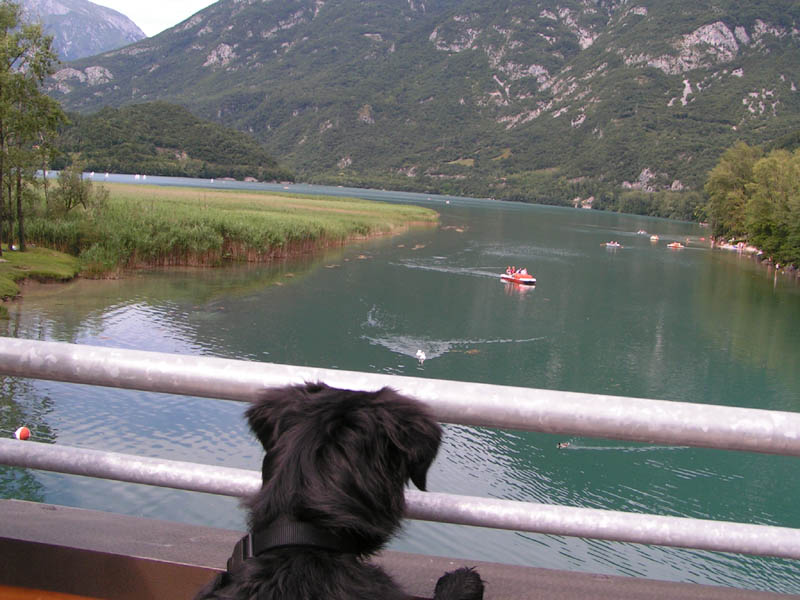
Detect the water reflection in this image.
<box><xmin>0</xmin><ymin>377</ymin><xmax>51</xmax><ymax>503</ymax></box>
<box><xmin>429</xmin><ymin>422</ymin><xmax>800</xmax><ymax>591</ymax></box>
<box><xmin>693</xmin><ymin>254</ymin><xmax>800</xmax><ymax>409</ymax></box>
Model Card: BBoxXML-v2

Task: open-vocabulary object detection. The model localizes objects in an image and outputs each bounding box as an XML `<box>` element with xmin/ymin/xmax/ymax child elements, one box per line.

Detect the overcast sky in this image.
<box><xmin>91</xmin><ymin>1</ymin><xmax>218</xmax><ymax>37</ymax></box>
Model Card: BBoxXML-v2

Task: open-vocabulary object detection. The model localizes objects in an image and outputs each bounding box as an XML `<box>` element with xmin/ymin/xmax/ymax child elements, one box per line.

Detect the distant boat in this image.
<box><xmin>501</xmin><ymin>270</ymin><xmax>536</xmax><ymax>286</ymax></box>
<box><xmin>637</xmin><ymin>230</ymin><xmax>648</xmax><ymax>235</ymax></box>
<box><xmin>650</xmin><ymin>235</ymin><xmax>659</xmax><ymax>242</ymax></box>
<box><xmin>667</xmin><ymin>242</ymin><xmax>684</xmax><ymax>249</ymax></box>
<box><xmin>605</xmin><ymin>241</ymin><xmax>621</xmax><ymax>248</ymax></box>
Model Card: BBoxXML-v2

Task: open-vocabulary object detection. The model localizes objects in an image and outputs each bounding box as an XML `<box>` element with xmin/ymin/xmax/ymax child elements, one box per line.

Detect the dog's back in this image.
<box><xmin>196</xmin><ymin>549</ymin><xmax>411</xmax><ymax>599</ymax></box>
<box><xmin>195</xmin><ymin>383</ymin><xmax>483</xmax><ymax>600</ymax></box>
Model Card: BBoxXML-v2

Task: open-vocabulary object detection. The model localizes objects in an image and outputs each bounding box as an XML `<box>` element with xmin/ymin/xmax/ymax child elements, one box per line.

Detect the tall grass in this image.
<box><xmin>25</xmin><ymin>184</ymin><xmax>437</xmax><ymax>276</ymax></box>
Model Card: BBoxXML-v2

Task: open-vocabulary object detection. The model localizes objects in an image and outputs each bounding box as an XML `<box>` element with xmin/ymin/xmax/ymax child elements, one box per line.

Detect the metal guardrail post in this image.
<box><xmin>1</xmin><ymin>338</ymin><xmax>800</xmax><ymax>455</ymax></box>
<box><xmin>2</xmin><ymin>439</ymin><xmax>800</xmax><ymax>560</ymax></box>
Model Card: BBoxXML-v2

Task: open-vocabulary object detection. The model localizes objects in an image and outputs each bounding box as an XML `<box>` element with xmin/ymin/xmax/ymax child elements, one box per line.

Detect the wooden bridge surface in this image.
<box><xmin>0</xmin><ymin>499</ymin><xmax>797</xmax><ymax>600</ymax></box>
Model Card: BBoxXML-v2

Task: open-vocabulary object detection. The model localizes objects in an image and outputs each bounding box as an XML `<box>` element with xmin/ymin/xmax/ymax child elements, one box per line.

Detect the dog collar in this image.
<box><xmin>227</xmin><ymin>515</ymin><xmax>361</xmax><ymax>572</ymax></box>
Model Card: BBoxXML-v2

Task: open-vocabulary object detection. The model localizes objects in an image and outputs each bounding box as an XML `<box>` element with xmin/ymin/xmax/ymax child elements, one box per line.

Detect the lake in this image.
<box><xmin>2</xmin><ymin>178</ymin><xmax>800</xmax><ymax>593</ymax></box>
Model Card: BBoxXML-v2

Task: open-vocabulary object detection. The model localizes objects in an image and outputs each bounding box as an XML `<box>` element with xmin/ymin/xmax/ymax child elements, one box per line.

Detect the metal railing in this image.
<box><xmin>1</xmin><ymin>337</ymin><xmax>800</xmax><ymax>560</ymax></box>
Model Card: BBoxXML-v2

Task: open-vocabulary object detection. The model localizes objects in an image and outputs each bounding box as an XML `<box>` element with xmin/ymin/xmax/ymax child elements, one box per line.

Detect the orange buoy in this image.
<box><xmin>14</xmin><ymin>426</ymin><xmax>30</xmax><ymax>440</ymax></box>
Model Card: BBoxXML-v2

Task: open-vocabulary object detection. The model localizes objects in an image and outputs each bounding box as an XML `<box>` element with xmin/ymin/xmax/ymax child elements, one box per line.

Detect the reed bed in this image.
<box><xmin>26</xmin><ymin>184</ymin><xmax>437</xmax><ymax>276</ymax></box>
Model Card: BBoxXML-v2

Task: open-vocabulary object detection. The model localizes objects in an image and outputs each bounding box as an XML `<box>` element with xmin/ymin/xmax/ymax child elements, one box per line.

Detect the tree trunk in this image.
<box><xmin>15</xmin><ymin>168</ymin><xmax>24</xmax><ymax>252</ymax></box>
<box><xmin>41</xmin><ymin>156</ymin><xmax>49</xmax><ymax>207</ymax></box>
<box><xmin>0</xmin><ymin>131</ymin><xmax>4</xmax><ymax>257</ymax></box>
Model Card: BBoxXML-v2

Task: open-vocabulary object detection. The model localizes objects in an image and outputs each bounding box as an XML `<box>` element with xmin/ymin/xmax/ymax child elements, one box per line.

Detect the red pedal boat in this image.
<box><xmin>501</xmin><ymin>270</ymin><xmax>536</xmax><ymax>286</ymax></box>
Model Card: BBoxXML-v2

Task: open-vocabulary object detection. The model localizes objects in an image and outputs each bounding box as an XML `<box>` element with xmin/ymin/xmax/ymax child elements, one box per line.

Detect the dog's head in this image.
<box><xmin>244</xmin><ymin>382</ymin><xmax>441</xmax><ymax>553</ymax></box>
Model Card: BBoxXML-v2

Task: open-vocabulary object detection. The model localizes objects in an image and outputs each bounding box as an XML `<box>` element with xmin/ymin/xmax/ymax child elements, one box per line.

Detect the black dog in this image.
<box><xmin>195</xmin><ymin>382</ymin><xmax>484</xmax><ymax>600</ymax></box>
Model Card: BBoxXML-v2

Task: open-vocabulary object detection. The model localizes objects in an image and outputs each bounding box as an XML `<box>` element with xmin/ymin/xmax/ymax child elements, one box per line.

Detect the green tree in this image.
<box><xmin>746</xmin><ymin>149</ymin><xmax>800</xmax><ymax>264</ymax></box>
<box><xmin>704</xmin><ymin>141</ymin><xmax>763</xmax><ymax>239</ymax></box>
<box><xmin>0</xmin><ymin>0</ymin><xmax>65</xmax><ymax>253</ymax></box>
<box><xmin>50</xmin><ymin>162</ymin><xmax>108</xmax><ymax>216</ymax></box>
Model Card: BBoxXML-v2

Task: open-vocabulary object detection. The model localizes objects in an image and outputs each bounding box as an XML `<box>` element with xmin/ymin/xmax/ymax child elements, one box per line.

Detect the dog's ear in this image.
<box><xmin>376</xmin><ymin>387</ymin><xmax>442</xmax><ymax>491</ymax></box>
<box><xmin>407</xmin><ymin>433</ymin><xmax>439</xmax><ymax>491</ymax></box>
<box><xmin>246</xmin><ymin>383</ymin><xmax>321</xmax><ymax>450</ymax></box>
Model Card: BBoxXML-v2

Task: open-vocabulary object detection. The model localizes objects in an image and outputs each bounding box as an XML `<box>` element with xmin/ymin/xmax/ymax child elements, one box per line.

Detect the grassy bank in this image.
<box><xmin>25</xmin><ymin>183</ymin><xmax>438</xmax><ymax>276</ymax></box>
<box><xmin>0</xmin><ymin>247</ymin><xmax>81</xmax><ymax>301</ymax></box>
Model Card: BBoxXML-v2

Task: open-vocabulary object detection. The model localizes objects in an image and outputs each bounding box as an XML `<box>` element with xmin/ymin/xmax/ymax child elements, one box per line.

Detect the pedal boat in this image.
<box><xmin>501</xmin><ymin>272</ymin><xmax>537</xmax><ymax>286</ymax></box>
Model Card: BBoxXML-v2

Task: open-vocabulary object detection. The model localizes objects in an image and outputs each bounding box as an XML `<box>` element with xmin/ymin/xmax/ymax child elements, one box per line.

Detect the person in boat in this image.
<box><xmin>520</xmin><ymin>268</ymin><xmax>528</xmax><ymax>275</ymax></box>
<box><xmin>506</xmin><ymin>266</ymin><xmax>512</xmax><ymax>275</ymax></box>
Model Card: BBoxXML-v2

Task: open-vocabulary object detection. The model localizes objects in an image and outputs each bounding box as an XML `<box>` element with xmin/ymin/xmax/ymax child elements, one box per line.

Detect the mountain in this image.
<box><xmin>22</xmin><ymin>0</ymin><xmax>146</xmax><ymax>61</ymax></box>
<box><xmin>45</xmin><ymin>0</ymin><xmax>800</xmax><ymax>202</ymax></box>
<box><xmin>54</xmin><ymin>102</ymin><xmax>294</xmax><ymax>181</ymax></box>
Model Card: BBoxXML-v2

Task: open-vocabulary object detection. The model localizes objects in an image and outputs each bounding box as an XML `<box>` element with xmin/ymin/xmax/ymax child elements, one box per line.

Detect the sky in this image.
<box><xmin>90</xmin><ymin>0</ymin><xmax>218</xmax><ymax>37</ymax></box>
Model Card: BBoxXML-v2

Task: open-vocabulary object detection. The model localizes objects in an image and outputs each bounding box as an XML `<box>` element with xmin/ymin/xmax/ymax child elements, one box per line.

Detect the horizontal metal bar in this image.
<box><xmin>411</xmin><ymin>492</ymin><xmax>800</xmax><ymax>561</ymax></box>
<box><xmin>3</xmin><ymin>439</ymin><xmax>800</xmax><ymax>560</ymax></box>
<box><xmin>1</xmin><ymin>338</ymin><xmax>800</xmax><ymax>456</ymax></box>
<box><xmin>0</xmin><ymin>439</ymin><xmax>258</xmax><ymax>497</ymax></box>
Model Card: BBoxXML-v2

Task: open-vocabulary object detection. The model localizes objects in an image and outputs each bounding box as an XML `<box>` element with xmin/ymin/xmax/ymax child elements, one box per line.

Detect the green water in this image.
<box><xmin>2</xmin><ymin>187</ymin><xmax>799</xmax><ymax>592</ymax></box>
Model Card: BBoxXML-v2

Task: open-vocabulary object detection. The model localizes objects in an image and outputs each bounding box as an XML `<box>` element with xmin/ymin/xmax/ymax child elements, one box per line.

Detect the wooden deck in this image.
<box><xmin>1</xmin><ymin>499</ymin><xmax>798</xmax><ymax>600</ymax></box>
<box><xmin>0</xmin><ymin>586</ymin><xmax>100</xmax><ymax>600</ymax></box>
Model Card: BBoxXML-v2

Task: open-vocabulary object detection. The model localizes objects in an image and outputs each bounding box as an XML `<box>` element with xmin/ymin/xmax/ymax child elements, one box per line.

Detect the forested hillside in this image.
<box><xmin>55</xmin><ymin>103</ymin><xmax>294</xmax><ymax>182</ymax></box>
<box><xmin>47</xmin><ymin>0</ymin><xmax>800</xmax><ymax>205</ymax></box>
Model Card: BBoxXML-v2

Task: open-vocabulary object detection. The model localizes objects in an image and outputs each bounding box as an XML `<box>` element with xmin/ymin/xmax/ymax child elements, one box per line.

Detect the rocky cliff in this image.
<box><xmin>22</xmin><ymin>0</ymin><xmax>145</xmax><ymax>61</ymax></box>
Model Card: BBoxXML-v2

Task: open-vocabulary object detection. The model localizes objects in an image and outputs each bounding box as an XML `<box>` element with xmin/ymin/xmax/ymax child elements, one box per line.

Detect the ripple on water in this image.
<box><xmin>479</xmin><ymin>242</ymin><xmax>584</xmax><ymax>262</ymax></box>
<box><xmin>362</xmin><ymin>303</ymin><xmax>544</xmax><ymax>363</ymax></box>
<box><xmin>394</xmin><ymin>259</ymin><xmax>500</xmax><ymax>280</ymax></box>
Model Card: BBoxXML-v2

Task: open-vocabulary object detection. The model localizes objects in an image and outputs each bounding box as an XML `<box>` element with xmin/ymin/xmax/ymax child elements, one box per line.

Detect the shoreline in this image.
<box><xmin>1</xmin><ymin>220</ymin><xmax>436</xmax><ymax>302</ymax></box>
<box><xmin>5</xmin><ymin>184</ymin><xmax>439</xmax><ymax>299</ymax></box>
<box><xmin>710</xmin><ymin>238</ymin><xmax>800</xmax><ymax>280</ymax></box>
<box><xmin>0</xmin><ymin>246</ymin><xmax>82</xmax><ymax>304</ymax></box>
<box><xmin>6</xmin><ymin>223</ymin><xmax>798</xmax><ymax>305</ymax></box>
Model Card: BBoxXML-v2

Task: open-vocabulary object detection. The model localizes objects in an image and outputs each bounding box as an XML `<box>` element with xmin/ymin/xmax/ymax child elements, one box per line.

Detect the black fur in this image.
<box><xmin>434</xmin><ymin>568</ymin><xmax>485</xmax><ymax>600</ymax></box>
<box><xmin>195</xmin><ymin>382</ymin><xmax>484</xmax><ymax>600</ymax></box>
